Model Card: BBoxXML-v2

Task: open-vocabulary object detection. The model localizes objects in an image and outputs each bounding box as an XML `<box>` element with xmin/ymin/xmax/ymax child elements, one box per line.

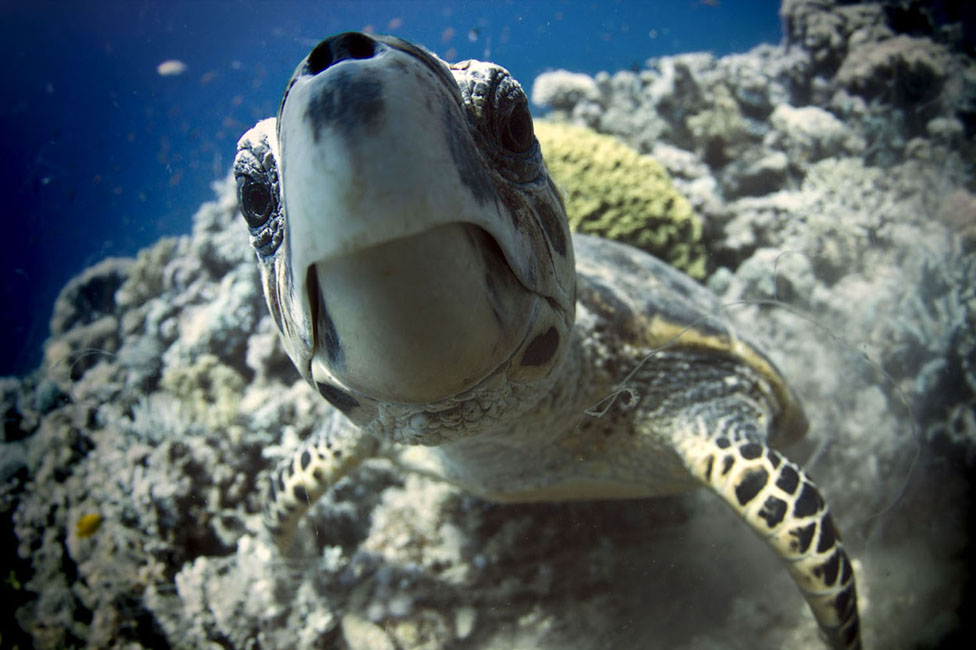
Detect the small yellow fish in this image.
<box><xmin>5</xmin><ymin>569</ymin><xmax>21</xmax><ymax>590</ymax></box>
<box><xmin>75</xmin><ymin>513</ymin><xmax>103</xmax><ymax>539</ymax></box>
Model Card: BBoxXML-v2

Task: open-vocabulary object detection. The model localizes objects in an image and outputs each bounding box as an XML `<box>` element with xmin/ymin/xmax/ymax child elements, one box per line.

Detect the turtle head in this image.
<box><xmin>234</xmin><ymin>32</ymin><xmax>574</xmax><ymax>439</ymax></box>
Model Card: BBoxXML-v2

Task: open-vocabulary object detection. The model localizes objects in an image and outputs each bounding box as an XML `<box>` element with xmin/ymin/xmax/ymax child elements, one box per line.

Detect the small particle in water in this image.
<box><xmin>387</xmin><ymin>17</ymin><xmax>403</xmax><ymax>31</ymax></box>
<box><xmin>157</xmin><ymin>59</ymin><xmax>187</xmax><ymax>76</ymax></box>
<box><xmin>468</xmin><ymin>27</ymin><xmax>479</xmax><ymax>42</ymax></box>
<box><xmin>76</xmin><ymin>513</ymin><xmax>103</xmax><ymax>538</ymax></box>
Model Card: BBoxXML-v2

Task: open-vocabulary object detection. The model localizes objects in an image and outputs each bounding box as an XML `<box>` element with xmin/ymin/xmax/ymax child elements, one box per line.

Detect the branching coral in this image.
<box><xmin>886</xmin><ymin>240</ymin><xmax>976</xmax><ymax>459</ymax></box>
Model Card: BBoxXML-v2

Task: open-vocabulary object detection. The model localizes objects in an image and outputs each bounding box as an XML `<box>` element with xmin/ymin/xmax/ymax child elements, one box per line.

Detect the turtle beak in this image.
<box><xmin>277</xmin><ymin>33</ymin><xmax>542</xmax><ymax>404</ymax></box>
<box><xmin>278</xmin><ymin>33</ymin><xmax>522</xmax><ymax>272</ymax></box>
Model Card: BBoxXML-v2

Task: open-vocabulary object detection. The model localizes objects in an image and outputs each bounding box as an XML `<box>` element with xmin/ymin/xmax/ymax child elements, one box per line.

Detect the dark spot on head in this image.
<box><xmin>789</xmin><ymin>522</ymin><xmax>817</xmax><ymax>554</ymax></box>
<box><xmin>266</xmin><ymin>282</ymin><xmax>285</xmax><ymax>334</ymax></box>
<box><xmin>716</xmin><ymin>437</ymin><xmax>731</xmax><ymax>449</ymax></box>
<box><xmin>304</xmin><ymin>86</ymin><xmax>335</xmax><ymax>141</ymax></box>
<box><xmin>293</xmin><ymin>484</ymin><xmax>309</xmax><ymax>502</ymax></box>
<box><xmin>313</xmin><ymin>469</ymin><xmax>324</xmax><ymax>482</ymax></box>
<box><xmin>316</xmin><ymin>382</ymin><xmax>360</xmax><ymax>414</ymax></box>
<box><xmin>775</xmin><ymin>464</ymin><xmax>799</xmax><ymax>494</ymax></box>
<box><xmin>740</xmin><ymin>442</ymin><xmax>763</xmax><ymax>459</ymax></box>
<box><xmin>446</xmin><ymin>104</ymin><xmax>495</xmax><ymax>206</ymax></box>
<box><xmin>767</xmin><ymin>450</ymin><xmax>782</xmax><ymax>468</ymax></box>
<box><xmin>277</xmin><ymin>471</ymin><xmax>286</xmax><ymax>494</ymax></box>
<box><xmin>483</xmin><ymin>271</ymin><xmax>503</xmax><ymax>326</ymax></box>
<box><xmin>320</xmin><ymin>307</ymin><xmax>342</xmax><ymax>365</ymax></box>
<box><xmin>793</xmin><ymin>481</ymin><xmax>824</xmax><ymax>518</ymax></box>
<box><xmin>468</xmin><ymin>226</ymin><xmax>510</xmax><ymax>328</ymax></box>
<box><xmin>521</xmin><ymin>327</ymin><xmax>559</xmax><ymax>366</ymax></box>
<box><xmin>308</xmin><ymin>268</ymin><xmax>344</xmax><ymax>367</ymax></box>
<box><xmin>534</xmin><ymin>197</ymin><xmax>567</xmax><ymax>257</ymax></box>
<box><xmin>304</xmin><ymin>69</ymin><xmax>385</xmax><ymax>142</ymax></box>
<box><xmin>734</xmin><ymin>467</ymin><xmax>768</xmax><ymax>506</ymax></box>
<box><xmin>817</xmin><ymin>513</ymin><xmax>838</xmax><ymax>553</ymax></box>
<box><xmin>703</xmin><ymin>455</ymin><xmax>714</xmax><ymax>482</ymax></box>
<box><xmin>546</xmin><ymin>176</ymin><xmax>564</xmax><ymax>209</ymax></box>
<box><xmin>495</xmin><ymin>183</ymin><xmax>525</xmax><ymax>230</ymax></box>
<box><xmin>758</xmin><ymin>495</ymin><xmax>787</xmax><ymax>528</ymax></box>
<box><xmin>300</xmin><ymin>450</ymin><xmax>312</xmax><ymax>471</ymax></box>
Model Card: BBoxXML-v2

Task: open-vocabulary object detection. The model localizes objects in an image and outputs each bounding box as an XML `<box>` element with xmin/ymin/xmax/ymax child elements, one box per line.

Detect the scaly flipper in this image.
<box><xmin>264</xmin><ymin>415</ymin><xmax>378</xmax><ymax>550</ymax></box>
<box><xmin>676</xmin><ymin>433</ymin><xmax>861</xmax><ymax>650</ymax></box>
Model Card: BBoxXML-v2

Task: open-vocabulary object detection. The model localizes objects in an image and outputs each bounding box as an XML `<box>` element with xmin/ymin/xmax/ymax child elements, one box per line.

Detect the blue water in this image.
<box><xmin>0</xmin><ymin>0</ymin><xmax>780</xmax><ymax>376</ymax></box>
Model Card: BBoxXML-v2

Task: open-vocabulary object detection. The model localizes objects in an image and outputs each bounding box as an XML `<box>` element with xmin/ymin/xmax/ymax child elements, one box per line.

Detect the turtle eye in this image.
<box><xmin>237</xmin><ymin>175</ymin><xmax>273</xmax><ymax>228</ymax></box>
<box><xmin>501</xmin><ymin>103</ymin><xmax>535</xmax><ymax>154</ymax></box>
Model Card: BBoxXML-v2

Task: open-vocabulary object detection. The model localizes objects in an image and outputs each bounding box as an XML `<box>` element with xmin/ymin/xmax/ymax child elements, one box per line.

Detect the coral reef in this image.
<box><xmin>2</xmin><ymin>1</ymin><xmax>974</xmax><ymax>648</ymax></box>
<box><xmin>535</xmin><ymin>121</ymin><xmax>707</xmax><ymax>279</ymax></box>
<box><xmin>836</xmin><ymin>34</ymin><xmax>949</xmax><ymax>105</ymax></box>
<box><xmin>530</xmin><ymin>69</ymin><xmax>600</xmax><ymax>112</ymax></box>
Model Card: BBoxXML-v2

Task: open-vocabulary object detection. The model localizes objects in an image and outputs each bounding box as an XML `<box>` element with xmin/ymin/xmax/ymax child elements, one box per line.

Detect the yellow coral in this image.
<box><xmin>75</xmin><ymin>513</ymin><xmax>103</xmax><ymax>539</ymax></box>
<box><xmin>534</xmin><ymin>121</ymin><xmax>706</xmax><ymax>279</ymax></box>
<box><xmin>160</xmin><ymin>354</ymin><xmax>245</xmax><ymax>431</ymax></box>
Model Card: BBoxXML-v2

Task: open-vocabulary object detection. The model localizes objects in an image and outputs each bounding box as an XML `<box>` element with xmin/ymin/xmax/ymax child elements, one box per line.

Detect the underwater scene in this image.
<box><xmin>1</xmin><ymin>1</ymin><xmax>974</xmax><ymax>648</ymax></box>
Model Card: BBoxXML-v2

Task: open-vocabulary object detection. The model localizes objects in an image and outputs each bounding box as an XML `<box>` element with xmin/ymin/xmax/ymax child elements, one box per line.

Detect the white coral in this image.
<box><xmin>530</xmin><ymin>70</ymin><xmax>599</xmax><ymax>110</ymax></box>
<box><xmin>769</xmin><ymin>104</ymin><xmax>865</xmax><ymax>160</ymax></box>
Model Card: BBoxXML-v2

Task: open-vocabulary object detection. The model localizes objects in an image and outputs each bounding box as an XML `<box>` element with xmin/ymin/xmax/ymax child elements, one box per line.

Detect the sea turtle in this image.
<box><xmin>233</xmin><ymin>32</ymin><xmax>861</xmax><ymax>649</ymax></box>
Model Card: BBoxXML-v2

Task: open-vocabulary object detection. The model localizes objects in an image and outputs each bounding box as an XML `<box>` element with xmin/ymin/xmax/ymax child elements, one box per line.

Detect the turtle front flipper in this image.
<box><xmin>675</xmin><ymin>433</ymin><xmax>861</xmax><ymax>650</ymax></box>
<box><xmin>265</xmin><ymin>416</ymin><xmax>378</xmax><ymax>550</ymax></box>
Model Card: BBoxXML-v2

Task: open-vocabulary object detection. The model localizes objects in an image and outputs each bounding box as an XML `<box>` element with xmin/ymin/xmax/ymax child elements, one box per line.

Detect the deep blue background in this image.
<box><xmin>0</xmin><ymin>0</ymin><xmax>781</xmax><ymax>376</ymax></box>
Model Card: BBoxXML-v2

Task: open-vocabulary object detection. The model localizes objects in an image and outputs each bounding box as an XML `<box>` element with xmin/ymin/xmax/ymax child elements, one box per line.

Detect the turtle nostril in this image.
<box><xmin>306</xmin><ymin>32</ymin><xmax>377</xmax><ymax>75</ymax></box>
